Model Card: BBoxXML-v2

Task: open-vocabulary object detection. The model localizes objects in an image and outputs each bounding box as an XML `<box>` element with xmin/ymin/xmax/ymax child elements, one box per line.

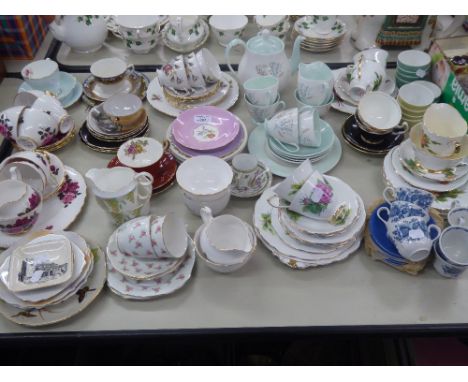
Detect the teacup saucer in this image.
<box><xmin>18</xmin><ymin>72</ymin><xmax>77</xmax><ymax>103</ymax></box>
<box><xmin>341</xmin><ymin>115</ymin><xmax>403</xmax><ymax>156</ymax></box>
<box><xmin>60</xmin><ymin>81</ymin><xmax>83</xmax><ymax>108</ymax></box>
<box><xmin>106</xmin><ymin>227</ymin><xmax>184</xmax><ymax>281</ymax></box>
<box><xmin>106</xmin><ymin>235</ymin><xmax>195</xmax><ymax>300</ymax></box>
<box><xmin>231</xmin><ymin>161</ymin><xmax>272</xmax><ymax>199</ymax></box>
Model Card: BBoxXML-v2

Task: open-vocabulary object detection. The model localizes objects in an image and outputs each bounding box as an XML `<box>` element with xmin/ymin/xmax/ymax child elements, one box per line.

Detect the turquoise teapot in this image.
<box><xmin>225</xmin><ymin>30</ymin><xmax>305</xmax><ymax>91</ymax></box>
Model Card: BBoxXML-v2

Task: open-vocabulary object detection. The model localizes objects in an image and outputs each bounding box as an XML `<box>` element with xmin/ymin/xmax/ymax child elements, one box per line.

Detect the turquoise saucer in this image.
<box><xmin>60</xmin><ymin>81</ymin><xmax>83</xmax><ymax>108</ymax></box>
<box><xmin>248</xmin><ymin>126</ymin><xmax>342</xmax><ymax>178</ymax></box>
<box><xmin>268</xmin><ymin>119</ymin><xmax>335</xmax><ymax>160</ymax></box>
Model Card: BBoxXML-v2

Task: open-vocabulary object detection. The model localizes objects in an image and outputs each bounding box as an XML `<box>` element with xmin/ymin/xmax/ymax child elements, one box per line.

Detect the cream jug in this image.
<box><xmin>225</xmin><ymin>30</ymin><xmax>304</xmax><ymax>91</ymax></box>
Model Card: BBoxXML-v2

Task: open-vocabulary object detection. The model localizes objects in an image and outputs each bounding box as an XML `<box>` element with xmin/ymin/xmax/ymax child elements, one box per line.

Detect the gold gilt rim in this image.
<box><xmin>163</xmin><ymin>80</ymin><xmax>220</xmax><ymax>102</ymax></box>
<box><xmin>87</xmin><ymin>119</ymin><xmax>149</xmax><ymax>142</ymax></box>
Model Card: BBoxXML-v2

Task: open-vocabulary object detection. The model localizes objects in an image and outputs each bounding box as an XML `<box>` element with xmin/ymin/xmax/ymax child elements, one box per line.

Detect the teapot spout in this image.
<box><xmin>290</xmin><ymin>35</ymin><xmax>305</xmax><ymax>75</ymax></box>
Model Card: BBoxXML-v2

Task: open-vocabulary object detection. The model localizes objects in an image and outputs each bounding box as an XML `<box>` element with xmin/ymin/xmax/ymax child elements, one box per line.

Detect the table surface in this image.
<box><xmin>1</xmin><ymin>23</ymin><xmax>468</xmax><ymax>337</ymax></box>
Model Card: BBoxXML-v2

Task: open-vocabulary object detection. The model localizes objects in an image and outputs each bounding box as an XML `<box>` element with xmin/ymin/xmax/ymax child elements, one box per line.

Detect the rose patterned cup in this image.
<box><xmin>150</xmin><ymin>213</ymin><xmax>188</xmax><ymax>259</ymax></box>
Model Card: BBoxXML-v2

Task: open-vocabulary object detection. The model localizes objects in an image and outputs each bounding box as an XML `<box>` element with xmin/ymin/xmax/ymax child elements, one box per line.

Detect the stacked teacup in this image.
<box><xmin>243</xmin><ymin>75</ymin><xmax>283</xmax><ymax>123</ymax></box>
<box><xmin>377</xmin><ymin>186</ymin><xmax>440</xmax><ymax>263</ymax></box>
<box><xmin>0</xmin><ymin>90</ymin><xmax>75</xmax><ymax>151</ymax></box>
<box><xmin>106</xmin><ymin>214</ymin><xmax>193</xmax><ymax>299</ymax></box>
<box><xmin>397</xmin><ymin>82</ymin><xmax>434</xmax><ymax>127</ymax></box>
<box><xmin>396</xmin><ymin>50</ymin><xmax>431</xmax><ymax>88</ymax></box>
<box><xmin>295</xmin><ymin>61</ymin><xmax>334</xmax><ymax>117</ymax></box>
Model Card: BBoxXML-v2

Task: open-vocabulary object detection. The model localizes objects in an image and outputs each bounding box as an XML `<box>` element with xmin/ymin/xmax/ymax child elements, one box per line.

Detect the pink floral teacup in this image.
<box><xmin>150</xmin><ymin>213</ymin><xmax>188</xmax><ymax>259</ymax></box>
<box><xmin>17</xmin><ymin>108</ymin><xmax>59</xmax><ymax>150</ymax></box>
<box><xmin>116</xmin><ymin>215</ymin><xmax>154</xmax><ymax>259</ymax></box>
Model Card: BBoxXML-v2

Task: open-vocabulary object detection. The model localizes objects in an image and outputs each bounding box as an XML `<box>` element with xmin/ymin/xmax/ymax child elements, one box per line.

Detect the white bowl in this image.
<box><xmin>358</xmin><ymin>91</ymin><xmax>402</xmax><ymax>131</ymax></box>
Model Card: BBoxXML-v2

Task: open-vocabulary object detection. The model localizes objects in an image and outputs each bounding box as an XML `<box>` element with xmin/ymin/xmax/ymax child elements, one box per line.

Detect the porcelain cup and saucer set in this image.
<box><xmin>194</xmin><ymin>206</ymin><xmax>256</xmax><ymax>273</ymax></box>
<box><xmin>254</xmin><ymin>16</ymin><xmax>291</xmax><ymax>41</ymax></box>
<box><xmin>18</xmin><ymin>58</ymin><xmax>82</xmax><ymax>109</ymax></box>
<box><xmin>82</xmin><ymin>57</ymin><xmax>149</xmax><ymax>106</ymax></box>
<box><xmin>253</xmin><ymin>160</ymin><xmax>366</xmax><ymax>269</ymax></box>
<box><xmin>1</xmin><ymin>90</ymin><xmax>76</xmax><ymax>152</ymax></box>
<box><xmin>342</xmin><ymin>91</ymin><xmax>409</xmax><ymax>156</ymax></box>
<box><xmin>106</xmin><ymin>212</ymin><xmax>195</xmax><ymax>300</ymax></box>
<box><xmin>162</xmin><ymin>15</ymin><xmax>209</xmax><ymax>53</ymax></box>
<box><xmin>80</xmin><ymin>92</ymin><xmax>150</xmax><ymax>153</ymax></box>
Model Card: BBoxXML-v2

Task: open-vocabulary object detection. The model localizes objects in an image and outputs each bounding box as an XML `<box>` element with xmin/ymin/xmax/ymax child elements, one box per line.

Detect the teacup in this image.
<box><xmin>388</xmin><ymin>216</ymin><xmax>440</xmax><ymax>262</ymax></box>
<box><xmin>433</xmin><ymin>226</ymin><xmax>468</xmax><ymax>278</ymax></box>
<box><xmin>397</xmin><ymin>50</ymin><xmax>431</xmax><ymax>72</ymax></box>
<box><xmin>377</xmin><ymin>201</ymin><xmax>430</xmax><ymax>227</ymax></box>
<box><xmin>150</xmin><ymin>213</ymin><xmax>188</xmax><ymax>259</ymax></box>
<box><xmin>195</xmin><ymin>48</ymin><xmax>222</xmax><ymax>84</ymax></box>
<box><xmin>397</xmin><ymin>83</ymin><xmax>434</xmax><ymax>113</ymax></box>
<box><xmin>17</xmin><ymin>108</ymin><xmax>59</xmax><ymax>150</ymax></box>
<box><xmin>231</xmin><ymin>153</ymin><xmax>269</xmax><ymax>193</ymax></box>
<box><xmin>297</xmin><ymin>62</ymin><xmax>334</xmax><ymax>106</ymax></box>
<box><xmin>14</xmin><ymin>91</ymin><xmax>74</xmax><ymax>134</ymax></box>
<box><xmin>244</xmin><ymin>94</ymin><xmax>285</xmax><ymax>123</ymax></box>
<box><xmin>157</xmin><ymin>56</ymin><xmax>190</xmax><ymax>91</ymax></box>
<box><xmin>116</xmin><ymin>216</ymin><xmax>154</xmax><ymax>259</ymax></box>
<box><xmin>294</xmin><ymin>91</ymin><xmax>334</xmax><ymax>117</ymax></box>
<box><xmin>348</xmin><ymin>59</ymin><xmax>386</xmax><ymax>101</ymax></box>
<box><xmin>243</xmin><ymin>75</ymin><xmax>279</xmax><ymax>106</ymax></box>
<box><xmin>102</xmin><ymin>93</ymin><xmax>143</xmax><ymax>128</ymax></box>
<box><xmin>90</xmin><ymin>57</ymin><xmax>133</xmax><ymax>83</ymax></box>
<box><xmin>355</xmin><ymin>111</ymin><xmax>407</xmax><ymax>145</ymax></box>
<box><xmin>422</xmin><ymin>103</ymin><xmax>467</xmax><ymax>158</ymax></box>
<box><xmin>311</xmin><ymin>15</ymin><xmax>337</xmax><ymax>35</ymax></box>
<box><xmin>186</xmin><ymin>52</ymin><xmax>207</xmax><ymax>89</ymax></box>
<box><xmin>448</xmin><ymin>203</ymin><xmax>468</xmax><ymax>228</ymax></box>
<box><xmin>0</xmin><ymin>106</ymin><xmax>26</xmax><ymax>142</ymax></box>
<box><xmin>274</xmin><ymin>159</ymin><xmax>315</xmax><ymax>202</ymax></box>
<box><xmin>167</xmin><ymin>16</ymin><xmax>201</xmax><ymax>45</ymax></box>
<box><xmin>383</xmin><ymin>186</ymin><xmax>434</xmax><ymax>210</ymax></box>
<box><xmin>21</xmin><ymin>59</ymin><xmax>60</xmax><ymax>94</ymax></box>
<box><xmin>354</xmin><ymin>48</ymin><xmax>388</xmax><ymax>67</ymax></box>
<box><xmin>254</xmin><ymin>15</ymin><xmax>288</xmax><ymax>32</ymax></box>
<box><xmin>200</xmin><ymin>206</ymin><xmax>253</xmax><ymax>263</ymax></box>
<box><xmin>209</xmin><ymin>15</ymin><xmax>248</xmax><ymax>47</ymax></box>
<box><xmin>0</xmin><ymin>162</ymin><xmax>46</xmax><ymax>195</ymax></box>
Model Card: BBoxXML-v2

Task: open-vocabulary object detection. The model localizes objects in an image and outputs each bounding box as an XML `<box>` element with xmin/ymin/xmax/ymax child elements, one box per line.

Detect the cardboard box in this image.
<box><xmin>0</xmin><ymin>16</ymin><xmax>50</xmax><ymax>60</ymax></box>
<box><xmin>430</xmin><ymin>36</ymin><xmax>468</xmax><ymax>120</ymax></box>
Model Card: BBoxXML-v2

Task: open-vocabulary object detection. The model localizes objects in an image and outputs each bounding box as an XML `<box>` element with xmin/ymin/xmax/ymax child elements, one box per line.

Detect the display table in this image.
<box><xmin>1</xmin><ymin>29</ymin><xmax>468</xmax><ymax>339</ymax></box>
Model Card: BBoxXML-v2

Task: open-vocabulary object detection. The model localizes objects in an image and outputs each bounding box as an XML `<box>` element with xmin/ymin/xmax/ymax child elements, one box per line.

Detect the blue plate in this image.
<box><xmin>369</xmin><ymin>202</ymin><xmax>436</xmax><ymax>260</ymax></box>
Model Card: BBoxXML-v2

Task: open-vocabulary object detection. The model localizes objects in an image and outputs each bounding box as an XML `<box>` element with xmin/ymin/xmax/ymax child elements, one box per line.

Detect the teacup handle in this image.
<box><xmin>383</xmin><ymin>187</ymin><xmax>396</xmax><ymax>204</ymax></box>
<box><xmin>225</xmin><ymin>38</ymin><xmax>246</xmax><ymax>81</ymax></box>
<box><xmin>200</xmin><ymin>206</ymin><xmax>213</xmax><ymax>225</ymax></box>
<box><xmin>267</xmin><ymin>195</ymin><xmax>290</xmax><ymax>209</ymax></box>
<box><xmin>428</xmin><ymin>224</ymin><xmax>441</xmax><ymax>241</ymax></box>
<box><xmin>393</xmin><ymin>121</ymin><xmax>409</xmax><ymax>136</ymax></box>
<box><xmin>135</xmin><ymin>172</ymin><xmax>153</xmax><ymax>203</ymax></box>
<box><xmin>376</xmin><ymin>207</ymin><xmax>390</xmax><ymax>225</ymax></box>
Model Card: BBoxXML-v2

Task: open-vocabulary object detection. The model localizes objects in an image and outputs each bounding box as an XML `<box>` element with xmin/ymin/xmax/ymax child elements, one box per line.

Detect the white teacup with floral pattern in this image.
<box><xmin>150</xmin><ymin>213</ymin><xmax>188</xmax><ymax>259</ymax></box>
<box><xmin>274</xmin><ymin>159</ymin><xmax>315</xmax><ymax>202</ymax></box>
<box><xmin>231</xmin><ymin>153</ymin><xmax>269</xmax><ymax>194</ymax></box>
<box><xmin>116</xmin><ymin>216</ymin><xmax>154</xmax><ymax>259</ymax></box>
<box><xmin>157</xmin><ymin>56</ymin><xmax>190</xmax><ymax>91</ymax></box>
<box><xmin>348</xmin><ymin>59</ymin><xmax>386</xmax><ymax>102</ymax></box>
<box><xmin>16</xmin><ymin>108</ymin><xmax>59</xmax><ymax>150</ymax></box>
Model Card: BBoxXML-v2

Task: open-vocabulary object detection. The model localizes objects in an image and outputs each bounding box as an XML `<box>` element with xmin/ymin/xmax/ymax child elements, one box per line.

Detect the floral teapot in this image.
<box><xmin>225</xmin><ymin>30</ymin><xmax>305</xmax><ymax>91</ymax></box>
<box><xmin>49</xmin><ymin>15</ymin><xmax>109</xmax><ymax>53</ymax></box>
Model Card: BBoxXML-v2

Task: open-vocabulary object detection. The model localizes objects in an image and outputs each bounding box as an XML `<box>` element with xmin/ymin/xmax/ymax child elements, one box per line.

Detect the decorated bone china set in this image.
<box><xmin>0</xmin><ymin>15</ymin><xmax>466</xmax><ymax>326</ymax></box>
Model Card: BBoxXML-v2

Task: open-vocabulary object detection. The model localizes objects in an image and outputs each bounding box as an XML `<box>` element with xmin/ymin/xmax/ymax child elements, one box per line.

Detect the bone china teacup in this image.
<box><xmin>383</xmin><ymin>186</ymin><xmax>434</xmax><ymax>211</ymax></box>
<box><xmin>297</xmin><ymin>61</ymin><xmax>334</xmax><ymax>106</ymax></box>
<box><xmin>150</xmin><ymin>213</ymin><xmax>188</xmax><ymax>259</ymax></box>
<box><xmin>348</xmin><ymin>60</ymin><xmax>386</xmax><ymax>101</ymax></box>
<box><xmin>116</xmin><ymin>216</ymin><xmax>155</xmax><ymax>259</ymax></box>
<box><xmin>231</xmin><ymin>153</ymin><xmax>269</xmax><ymax>192</ymax></box>
<box><xmin>21</xmin><ymin>59</ymin><xmax>60</xmax><ymax>94</ymax></box>
<box><xmin>16</xmin><ymin>108</ymin><xmax>59</xmax><ymax>150</ymax></box>
<box><xmin>245</xmin><ymin>94</ymin><xmax>285</xmax><ymax>123</ymax></box>
<box><xmin>377</xmin><ymin>201</ymin><xmax>430</xmax><ymax>228</ymax></box>
<box><xmin>243</xmin><ymin>75</ymin><xmax>279</xmax><ymax>106</ymax></box>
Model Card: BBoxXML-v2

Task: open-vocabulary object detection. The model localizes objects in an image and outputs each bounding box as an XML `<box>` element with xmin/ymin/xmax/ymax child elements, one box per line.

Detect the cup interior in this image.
<box><xmin>158</xmin><ymin>214</ymin><xmax>188</xmax><ymax>258</ymax></box>
<box><xmin>398</xmin><ymin>83</ymin><xmax>434</xmax><ymax>108</ymax></box>
<box><xmin>22</xmin><ymin>59</ymin><xmax>58</xmax><ymax>80</ymax></box>
<box><xmin>397</xmin><ymin>50</ymin><xmax>431</xmax><ymax>69</ymax></box>
<box><xmin>423</xmin><ymin>104</ymin><xmax>467</xmax><ymax>138</ymax></box>
<box><xmin>358</xmin><ymin>92</ymin><xmax>401</xmax><ymax>130</ymax></box>
<box><xmin>209</xmin><ymin>15</ymin><xmax>248</xmax><ymax>30</ymax></box>
<box><xmin>232</xmin><ymin>153</ymin><xmax>258</xmax><ymax>172</ymax></box>
<box><xmin>243</xmin><ymin>75</ymin><xmax>278</xmax><ymax>91</ymax></box>
<box><xmin>103</xmin><ymin>93</ymin><xmax>142</xmax><ymax>118</ymax></box>
<box><xmin>439</xmin><ymin>227</ymin><xmax>468</xmax><ymax>265</ymax></box>
<box><xmin>91</xmin><ymin>58</ymin><xmax>128</xmax><ymax>80</ymax></box>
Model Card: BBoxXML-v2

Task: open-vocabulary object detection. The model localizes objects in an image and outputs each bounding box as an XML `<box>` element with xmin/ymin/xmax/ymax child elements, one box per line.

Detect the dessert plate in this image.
<box><xmin>171</xmin><ymin>107</ymin><xmax>240</xmax><ymax>151</ymax></box>
<box><xmin>106</xmin><ymin>235</ymin><xmax>195</xmax><ymax>300</ymax></box>
<box><xmin>248</xmin><ymin>126</ymin><xmax>342</xmax><ymax>177</ymax></box>
<box><xmin>147</xmin><ymin>72</ymin><xmax>239</xmax><ymax>117</ymax></box>
<box><xmin>106</xmin><ymin>228</ymin><xmax>184</xmax><ymax>280</ymax></box>
<box><xmin>0</xmin><ymin>166</ymin><xmax>87</xmax><ymax>248</ymax></box>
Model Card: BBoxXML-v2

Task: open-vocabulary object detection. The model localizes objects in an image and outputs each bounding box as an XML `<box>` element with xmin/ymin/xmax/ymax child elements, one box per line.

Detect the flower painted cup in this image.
<box><xmin>90</xmin><ymin>57</ymin><xmax>132</xmax><ymax>83</ymax></box>
<box><xmin>433</xmin><ymin>226</ymin><xmax>468</xmax><ymax>278</ymax></box>
<box><xmin>186</xmin><ymin>52</ymin><xmax>207</xmax><ymax>89</ymax></box>
<box><xmin>150</xmin><ymin>213</ymin><xmax>188</xmax><ymax>259</ymax></box>
<box><xmin>209</xmin><ymin>15</ymin><xmax>248</xmax><ymax>47</ymax></box>
<box><xmin>157</xmin><ymin>57</ymin><xmax>190</xmax><ymax>91</ymax></box>
<box><xmin>231</xmin><ymin>153</ymin><xmax>269</xmax><ymax>193</ymax></box>
<box><xmin>422</xmin><ymin>103</ymin><xmax>467</xmax><ymax>158</ymax></box>
<box><xmin>297</xmin><ymin>61</ymin><xmax>334</xmax><ymax>107</ymax></box>
<box><xmin>264</xmin><ymin>107</ymin><xmax>300</xmax><ymax>151</ymax></box>
<box><xmin>116</xmin><ymin>216</ymin><xmax>154</xmax><ymax>259</ymax></box>
<box><xmin>383</xmin><ymin>186</ymin><xmax>434</xmax><ymax>211</ymax></box>
<box><xmin>0</xmin><ymin>106</ymin><xmax>26</xmax><ymax>143</ymax></box>
<box><xmin>243</xmin><ymin>75</ymin><xmax>279</xmax><ymax>106</ymax></box>
<box><xmin>245</xmin><ymin>94</ymin><xmax>285</xmax><ymax>123</ymax></box>
<box><xmin>377</xmin><ymin>201</ymin><xmax>430</xmax><ymax>228</ymax></box>
<box><xmin>274</xmin><ymin>159</ymin><xmax>315</xmax><ymax>202</ymax></box>
<box><xmin>348</xmin><ymin>60</ymin><xmax>386</xmax><ymax>102</ymax></box>
<box><xmin>16</xmin><ymin>108</ymin><xmax>59</xmax><ymax>150</ymax></box>
<box><xmin>195</xmin><ymin>48</ymin><xmax>223</xmax><ymax>84</ymax></box>
<box><xmin>388</xmin><ymin>216</ymin><xmax>440</xmax><ymax>262</ymax></box>
<box><xmin>0</xmin><ymin>161</ymin><xmax>47</xmax><ymax>195</ymax></box>
<box><xmin>21</xmin><ymin>59</ymin><xmax>60</xmax><ymax>94</ymax></box>
<box><xmin>433</xmin><ymin>238</ymin><xmax>467</xmax><ymax>278</ymax></box>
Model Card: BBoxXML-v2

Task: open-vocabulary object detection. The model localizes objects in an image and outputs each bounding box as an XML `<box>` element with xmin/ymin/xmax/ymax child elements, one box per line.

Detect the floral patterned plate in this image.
<box><xmin>0</xmin><ymin>237</ymin><xmax>105</xmax><ymax>327</ymax></box>
<box><xmin>171</xmin><ymin>106</ymin><xmax>240</xmax><ymax>151</ymax></box>
<box><xmin>147</xmin><ymin>72</ymin><xmax>239</xmax><ymax>117</ymax></box>
<box><xmin>0</xmin><ymin>166</ymin><xmax>87</xmax><ymax>248</ymax></box>
<box><xmin>106</xmin><ymin>227</ymin><xmax>184</xmax><ymax>281</ymax></box>
<box><xmin>106</xmin><ymin>235</ymin><xmax>195</xmax><ymax>300</ymax></box>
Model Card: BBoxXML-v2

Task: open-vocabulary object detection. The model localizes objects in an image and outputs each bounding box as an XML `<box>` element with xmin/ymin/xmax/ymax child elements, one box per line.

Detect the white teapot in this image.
<box><xmin>225</xmin><ymin>30</ymin><xmax>304</xmax><ymax>92</ymax></box>
<box><xmin>49</xmin><ymin>15</ymin><xmax>109</xmax><ymax>53</ymax></box>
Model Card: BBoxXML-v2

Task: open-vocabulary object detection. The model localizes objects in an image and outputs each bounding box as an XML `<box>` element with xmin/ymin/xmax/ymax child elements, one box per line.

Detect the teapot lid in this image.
<box><xmin>247</xmin><ymin>30</ymin><xmax>284</xmax><ymax>55</ymax></box>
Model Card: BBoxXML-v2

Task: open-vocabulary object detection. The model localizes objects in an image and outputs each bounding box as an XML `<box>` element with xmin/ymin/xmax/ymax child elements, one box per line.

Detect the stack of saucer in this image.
<box><xmin>383</xmin><ymin>104</ymin><xmax>468</xmax><ymax>218</ymax></box>
<box><xmin>167</xmin><ymin>106</ymin><xmax>248</xmax><ymax>162</ymax></box>
<box><xmin>106</xmin><ymin>215</ymin><xmax>195</xmax><ymax>300</ymax></box>
<box><xmin>80</xmin><ymin>93</ymin><xmax>149</xmax><ymax>153</ymax></box>
<box><xmin>292</xmin><ymin>16</ymin><xmax>347</xmax><ymax>53</ymax></box>
<box><xmin>18</xmin><ymin>59</ymin><xmax>82</xmax><ymax>108</ymax></box>
<box><xmin>82</xmin><ymin>57</ymin><xmax>149</xmax><ymax>106</ymax></box>
<box><xmin>397</xmin><ymin>82</ymin><xmax>434</xmax><ymax>127</ymax></box>
<box><xmin>396</xmin><ymin>50</ymin><xmax>431</xmax><ymax>88</ymax></box>
<box><xmin>0</xmin><ymin>231</ymin><xmax>105</xmax><ymax>326</ymax></box>
<box><xmin>253</xmin><ymin>160</ymin><xmax>366</xmax><ymax>269</ymax></box>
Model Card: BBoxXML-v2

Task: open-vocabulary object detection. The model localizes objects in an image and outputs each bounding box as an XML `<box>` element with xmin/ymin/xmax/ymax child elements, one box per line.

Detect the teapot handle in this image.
<box><xmin>225</xmin><ymin>38</ymin><xmax>246</xmax><ymax>80</ymax></box>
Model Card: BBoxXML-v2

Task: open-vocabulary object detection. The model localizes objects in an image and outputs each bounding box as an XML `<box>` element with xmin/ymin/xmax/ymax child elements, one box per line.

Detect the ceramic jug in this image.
<box><xmin>225</xmin><ymin>30</ymin><xmax>305</xmax><ymax>92</ymax></box>
<box><xmin>49</xmin><ymin>15</ymin><xmax>109</xmax><ymax>53</ymax></box>
<box><xmin>350</xmin><ymin>15</ymin><xmax>386</xmax><ymax>51</ymax></box>
<box><xmin>85</xmin><ymin>167</ymin><xmax>153</xmax><ymax>226</ymax></box>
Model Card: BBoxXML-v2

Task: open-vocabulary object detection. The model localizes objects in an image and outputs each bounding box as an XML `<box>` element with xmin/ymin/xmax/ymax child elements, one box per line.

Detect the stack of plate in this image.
<box><xmin>253</xmin><ymin>177</ymin><xmax>366</xmax><ymax>270</ymax></box>
<box><xmin>167</xmin><ymin>106</ymin><xmax>248</xmax><ymax>162</ymax></box>
<box><xmin>105</xmin><ymin>217</ymin><xmax>195</xmax><ymax>300</ymax></box>
<box><xmin>248</xmin><ymin>119</ymin><xmax>342</xmax><ymax>177</ymax></box>
<box><xmin>383</xmin><ymin>124</ymin><xmax>468</xmax><ymax>219</ymax></box>
<box><xmin>292</xmin><ymin>16</ymin><xmax>347</xmax><ymax>53</ymax></box>
<box><xmin>0</xmin><ymin>231</ymin><xmax>105</xmax><ymax>326</ymax></box>
<box><xmin>80</xmin><ymin>103</ymin><xmax>149</xmax><ymax>154</ymax></box>
<box><xmin>331</xmin><ymin>67</ymin><xmax>398</xmax><ymax>114</ymax></box>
